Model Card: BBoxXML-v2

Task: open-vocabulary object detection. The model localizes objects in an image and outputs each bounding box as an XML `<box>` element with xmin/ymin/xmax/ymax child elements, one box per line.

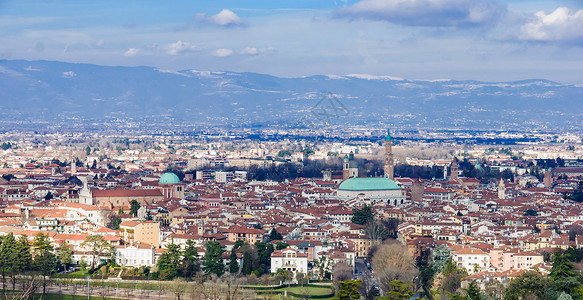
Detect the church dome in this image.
<box><xmin>159</xmin><ymin>172</ymin><xmax>180</xmax><ymax>185</ymax></box>
<box><xmin>338</xmin><ymin>177</ymin><xmax>400</xmax><ymax>191</ymax></box>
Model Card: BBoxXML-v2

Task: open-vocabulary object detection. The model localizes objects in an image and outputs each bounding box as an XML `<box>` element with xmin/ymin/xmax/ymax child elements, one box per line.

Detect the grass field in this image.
<box><xmin>32</xmin><ymin>293</ymin><xmax>120</xmax><ymax>300</ymax></box>
<box><xmin>273</xmin><ymin>285</ymin><xmax>333</xmax><ymax>295</ymax></box>
<box><xmin>255</xmin><ymin>284</ymin><xmax>335</xmax><ymax>299</ymax></box>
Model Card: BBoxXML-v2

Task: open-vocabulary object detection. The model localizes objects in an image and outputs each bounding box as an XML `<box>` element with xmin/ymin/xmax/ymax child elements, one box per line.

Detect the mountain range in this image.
<box><xmin>0</xmin><ymin>59</ymin><xmax>582</xmax><ymax>130</ymax></box>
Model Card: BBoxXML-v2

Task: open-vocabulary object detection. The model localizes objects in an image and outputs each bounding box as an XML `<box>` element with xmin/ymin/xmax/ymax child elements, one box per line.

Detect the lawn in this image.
<box><xmin>254</xmin><ymin>284</ymin><xmax>335</xmax><ymax>299</ymax></box>
<box><xmin>275</xmin><ymin>285</ymin><xmax>333</xmax><ymax>295</ymax></box>
<box><xmin>32</xmin><ymin>293</ymin><xmax>121</xmax><ymax>300</ymax></box>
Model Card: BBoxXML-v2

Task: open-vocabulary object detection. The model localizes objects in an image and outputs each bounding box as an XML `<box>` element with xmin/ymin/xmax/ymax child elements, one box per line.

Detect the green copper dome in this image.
<box><xmin>385</xmin><ymin>128</ymin><xmax>392</xmax><ymax>141</ymax></box>
<box><xmin>159</xmin><ymin>172</ymin><xmax>180</xmax><ymax>185</ymax></box>
<box><xmin>338</xmin><ymin>177</ymin><xmax>400</xmax><ymax>191</ymax></box>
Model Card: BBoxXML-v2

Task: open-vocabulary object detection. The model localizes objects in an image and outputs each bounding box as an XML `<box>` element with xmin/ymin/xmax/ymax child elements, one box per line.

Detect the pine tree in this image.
<box><xmin>335</xmin><ymin>279</ymin><xmax>362</xmax><ymax>300</ymax></box>
<box><xmin>157</xmin><ymin>240</ymin><xmax>181</xmax><ymax>280</ymax></box>
<box><xmin>466</xmin><ymin>280</ymin><xmax>481</xmax><ymax>300</ymax></box>
<box><xmin>229</xmin><ymin>250</ymin><xmax>239</xmax><ymax>274</ymax></box>
<box><xmin>14</xmin><ymin>235</ymin><xmax>32</xmax><ymax>291</ymax></box>
<box><xmin>386</xmin><ymin>280</ymin><xmax>414</xmax><ymax>300</ymax></box>
<box><xmin>241</xmin><ymin>250</ymin><xmax>252</xmax><ymax>275</ymax></box>
<box><xmin>550</xmin><ymin>252</ymin><xmax>577</xmax><ymax>281</ymax></box>
<box><xmin>203</xmin><ymin>240</ymin><xmax>225</xmax><ymax>277</ymax></box>
<box><xmin>130</xmin><ymin>200</ymin><xmax>141</xmax><ymax>217</ymax></box>
<box><xmin>59</xmin><ymin>242</ymin><xmax>73</xmax><ymax>272</ymax></box>
<box><xmin>0</xmin><ymin>234</ymin><xmax>9</xmax><ymax>295</ymax></box>
<box><xmin>269</xmin><ymin>228</ymin><xmax>283</xmax><ymax>241</ymax></box>
<box><xmin>32</xmin><ymin>233</ymin><xmax>56</xmax><ymax>296</ymax></box>
<box><xmin>180</xmin><ymin>240</ymin><xmax>199</xmax><ymax>278</ymax></box>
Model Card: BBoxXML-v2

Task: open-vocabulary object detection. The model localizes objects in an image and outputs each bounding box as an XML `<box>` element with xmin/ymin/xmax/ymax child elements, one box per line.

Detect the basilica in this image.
<box><xmin>337</xmin><ymin>128</ymin><xmax>407</xmax><ymax>206</ymax></box>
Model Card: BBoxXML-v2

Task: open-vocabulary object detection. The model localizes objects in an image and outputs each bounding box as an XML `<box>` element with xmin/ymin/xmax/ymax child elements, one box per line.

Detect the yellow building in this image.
<box><xmin>119</xmin><ymin>220</ymin><xmax>160</xmax><ymax>248</ymax></box>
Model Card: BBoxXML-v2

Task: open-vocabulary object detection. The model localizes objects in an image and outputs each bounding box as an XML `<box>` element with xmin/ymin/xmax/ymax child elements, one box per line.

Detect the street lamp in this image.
<box><xmin>86</xmin><ymin>275</ymin><xmax>91</xmax><ymax>300</ymax></box>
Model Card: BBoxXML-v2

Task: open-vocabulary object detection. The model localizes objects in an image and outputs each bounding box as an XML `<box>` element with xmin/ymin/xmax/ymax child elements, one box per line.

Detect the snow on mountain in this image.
<box><xmin>0</xmin><ymin>59</ymin><xmax>581</xmax><ymax>129</ymax></box>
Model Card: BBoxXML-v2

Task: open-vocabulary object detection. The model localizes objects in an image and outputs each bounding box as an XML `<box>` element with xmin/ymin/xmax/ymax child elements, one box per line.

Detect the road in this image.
<box><xmin>354</xmin><ymin>257</ymin><xmax>381</xmax><ymax>297</ymax></box>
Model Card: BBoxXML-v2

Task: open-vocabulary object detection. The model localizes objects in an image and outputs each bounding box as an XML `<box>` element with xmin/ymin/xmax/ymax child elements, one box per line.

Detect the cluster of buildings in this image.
<box><xmin>0</xmin><ymin>128</ymin><xmax>581</xmax><ymax>282</ymax></box>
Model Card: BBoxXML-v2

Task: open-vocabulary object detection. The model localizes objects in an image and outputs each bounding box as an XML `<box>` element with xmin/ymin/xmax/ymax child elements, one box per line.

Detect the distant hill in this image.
<box><xmin>0</xmin><ymin>59</ymin><xmax>581</xmax><ymax>129</ymax></box>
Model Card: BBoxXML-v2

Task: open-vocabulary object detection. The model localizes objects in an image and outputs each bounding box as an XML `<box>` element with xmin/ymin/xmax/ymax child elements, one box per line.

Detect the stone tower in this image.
<box><xmin>71</xmin><ymin>159</ymin><xmax>77</xmax><ymax>177</ymax></box>
<box><xmin>411</xmin><ymin>180</ymin><xmax>424</xmax><ymax>201</ymax></box>
<box><xmin>343</xmin><ymin>152</ymin><xmax>358</xmax><ymax>180</ymax></box>
<box><xmin>450</xmin><ymin>157</ymin><xmax>459</xmax><ymax>182</ymax></box>
<box><xmin>498</xmin><ymin>178</ymin><xmax>506</xmax><ymax>199</ymax></box>
<box><xmin>543</xmin><ymin>171</ymin><xmax>553</xmax><ymax>188</ymax></box>
<box><xmin>383</xmin><ymin>128</ymin><xmax>394</xmax><ymax>180</ymax></box>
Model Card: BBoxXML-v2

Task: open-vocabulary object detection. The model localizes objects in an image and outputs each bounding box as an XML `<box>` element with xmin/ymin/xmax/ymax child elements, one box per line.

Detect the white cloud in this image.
<box><xmin>62</xmin><ymin>71</ymin><xmax>76</xmax><ymax>78</ymax></box>
<box><xmin>337</xmin><ymin>0</ymin><xmax>505</xmax><ymax>28</ymax></box>
<box><xmin>520</xmin><ymin>7</ymin><xmax>583</xmax><ymax>43</ymax></box>
<box><xmin>212</xmin><ymin>48</ymin><xmax>234</xmax><ymax>57</ymax></box>
<box><xmin>196</xmin><ymin>9</ymin><xmax>245</xmax><ymax>27</ymax></box>
<box><xmin>211</xmin><ymin>9</ymin><xmax>244</xmax><ymax>26</ymax></box>
<box><xmin>95</xmin><ymin>39</ymin><xmax>105</xmax><ymax>47</ymax></box>
<box><xmin>165</xmin><ymin>40</ymin><xmax>200</xmax><ymax>55</ymax></box>
<box><xmin>239</xmin><ymin>46</ymin><xmax>277</xmax><ymax>56</ymax></box>
<box><xmin>240</xmin><ymin>47</ymin><xmax>259</xmax><ymax>56</ymax></box>
<box><xmin>124</xmin><ymin>48</ymin><xmax>139</xmax><ymax>57</ymax></box>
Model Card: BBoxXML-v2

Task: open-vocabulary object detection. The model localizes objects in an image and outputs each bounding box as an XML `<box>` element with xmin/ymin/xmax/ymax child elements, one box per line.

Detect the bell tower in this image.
<box><xmin>383</xmin><ymin>128</ymin><xmax>394</xmax><ymax>180</ymax></box>
<box><xmin>450</xmin><ymin>157</ymin><xmax>459</xmax><ymax>182</ymax></box>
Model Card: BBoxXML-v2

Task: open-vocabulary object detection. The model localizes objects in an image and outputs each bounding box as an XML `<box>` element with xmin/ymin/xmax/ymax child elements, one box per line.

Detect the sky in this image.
<box><xmin>0</xmin><ymin>0</ymin><xmax>582</xmax><ymax>83</ymax></box>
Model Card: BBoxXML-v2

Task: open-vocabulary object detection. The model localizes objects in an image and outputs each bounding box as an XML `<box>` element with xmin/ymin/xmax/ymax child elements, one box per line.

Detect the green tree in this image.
<box><xmin>229</xmin><ymin>250</ymin><xmax>239</xmax><ymax>274</ymax></box>
<box><xmin>549</xmin><ymin>252</ymin><xmax>581</xmax><ymax>298</ymax></box>
<box><xmin>503</xmin><ymin>271</ymin><xmax>552</xmax><ymax>300</ymax></box>
<box><xmin>110</xmin><ymin>216</ymin><xmax>122</xmax><ymax>230</ymax></box>
<box><xmin>384</xmin><ymin>280</ymin><xmax>414</xmax><ymax>300</ymax></box>
<box><xmin>58</xmin><ymin>242</ymin><xmax>73</xmax><ymax>272</ymax></box>
<box><xmin>255</xmin><ymin>241</ymin><xmax>273</xmax><ymax>274</ymax></box>
<box><xmin>157</xmin><ymin>241</ymin><xmax>181</xmax><ymax>280</ymax></box>
<box><xmin>550</xmin><ymin>252</ymin><xmax>577</xmax><ymax>281</ymax></box>
<box><xmin>81</xmin><ymin>235</ymin><xmax>115</xmax><ymax>268</ymax></box>
<box><xmin>524</xmin><ymin>209</ymin><xmax>538</xmax><ymax>216</ymax></box>
<box><xmin>0</xmin><ymin>142</ymin><xmax>12</xmax><ymax>150</ymax></box>
<box><xmin>129</xmin><ymin>200</ymin><xmax>141</xmax><ymax>217</ymax></box>
<box><xmin>32</xmin><ymin>232</ymin><xmax>57</xmax><ymax>296</ymax></box>
<box><xmin>269</xmin><ymin>228</ymin><xmax>283</xmax><ymax>241</ymax></box>
<box><xmin>277</xmin><ymin>150</ymin><xmax>291</xmax><ymax>157</ymax></box>
<box><xmin>241</xmin><ymin>250</ymin><xmax>252</xmax><ymax>275</ymax></box>
<box><xmin>335</xmin><ymin>279</ymin><xmax>362</xmax><ymax>300</ymax></box>
<box><xmin>234</xmin><ymin>239</ymin><xmax>245</xmax><ymax>250</ymax></box>
<box><xmin>276</xmin><ymin>242</ymin><xmax>290</xmax><ymax>250</ymax></box>
<box><xmin>440</xmin><ymin>260</ymin><xmax>467</xmax><ymax>296</ymax></box>
<box><xmin>351</xmin><ymin>205</ymin><xmax>374</xmax><ymax>225</ymax></box>
<box><xmin>203</xmin><ymin>240</ymin><xmax>225</xmax><ymax>277</ymax></box>
<box><xmin>465</xmin><ymin>280</ymin><xmax>481</xmax><ymax>300</ymax></box>
<box><xmin>180</xmin><ymin>240</ymin><xmax>199</xmax><ymax>278</ymax></box>
<box><xmin>14</xmin><ymin>235</ymin><xmax>32</xmax><ymax>291</ymax></box>
<box><xmin>0</xmin><ymin>233</ymin><xmax>17</xmax><ymax>295</ymax></box>
<box><xmin>565</xmin><ymin>246</ymin><xmax>579</xmax><ymax>262</ymax></box>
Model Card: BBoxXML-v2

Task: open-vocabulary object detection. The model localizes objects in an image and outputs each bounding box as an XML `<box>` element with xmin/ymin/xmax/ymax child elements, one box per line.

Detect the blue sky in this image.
<box><xmin>1</xmin><ymin>0</ymin><xmax>582</xmax><ymax>83</ymax></box>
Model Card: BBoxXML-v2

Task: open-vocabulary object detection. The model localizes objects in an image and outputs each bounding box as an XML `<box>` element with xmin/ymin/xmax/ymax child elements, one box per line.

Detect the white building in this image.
<box><xmin>270</xmin><ymin>248</ymin><xmax>308</xmax><ymax>274</ymax></box>
<box><xmin>115</xmin><ymin>242</ymin><xmax>156</xmax><ymax>267</ymax></box>
<box><xmin>452</xmin><ymin>247</ymin><xmax>490</xmax><ymax>274</ymax></box>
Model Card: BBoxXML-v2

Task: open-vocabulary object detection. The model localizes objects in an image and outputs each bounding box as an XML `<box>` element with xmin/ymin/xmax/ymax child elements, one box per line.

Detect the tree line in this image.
<box><xmin>155</xmin><ymin>229</ymin><xmax>289</xmax><ymax>281</ymax></box>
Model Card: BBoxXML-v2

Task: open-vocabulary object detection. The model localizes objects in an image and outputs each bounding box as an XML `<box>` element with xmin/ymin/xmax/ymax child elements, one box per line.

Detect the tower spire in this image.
<box><xmin>383</xmin><ymin>128</ymin><xmax>394</xmax><ymax>180</ymax></box>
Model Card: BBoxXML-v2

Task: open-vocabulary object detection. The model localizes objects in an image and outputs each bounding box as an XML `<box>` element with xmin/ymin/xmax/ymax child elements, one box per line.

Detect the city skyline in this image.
<box><xmin>1</xmin><ymin>0</ymin><xmax>582</xmax><ymax>84</ymax></box>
